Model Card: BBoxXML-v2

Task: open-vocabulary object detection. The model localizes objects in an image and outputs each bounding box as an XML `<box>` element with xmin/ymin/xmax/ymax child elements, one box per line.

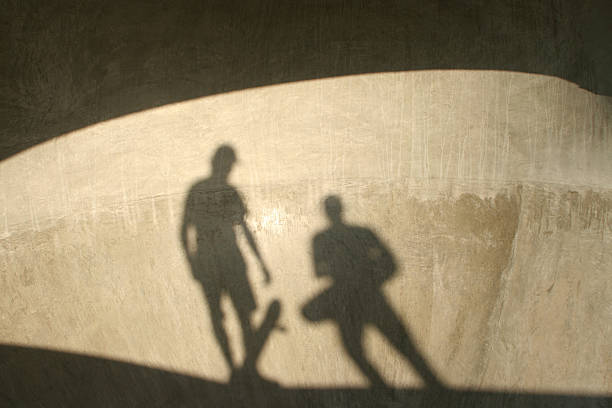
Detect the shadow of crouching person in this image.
<box><xmin>302</xmin><ymin>195</ymin><xmax>444</xmax><ymax>392</ymax></box>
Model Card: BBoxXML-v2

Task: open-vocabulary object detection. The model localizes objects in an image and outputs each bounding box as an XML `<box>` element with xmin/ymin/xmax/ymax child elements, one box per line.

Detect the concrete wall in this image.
<box><xmin>1</xmin><ymin>1</ymin><xmax>611</xmax><ymax>406</ymax></box>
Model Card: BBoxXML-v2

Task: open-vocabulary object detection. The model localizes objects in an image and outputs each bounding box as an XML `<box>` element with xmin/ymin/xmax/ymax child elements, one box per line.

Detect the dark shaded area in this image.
<box><xmin>2</xmin><ymin>0</ymin><xmax>611</xmax><ymax>161</ymax></box>
<box><xmin>1</xmin><ymin>345</ymin><xmax>609</xmax><ymax>407</ymax></box>
<box><xmin>303</xmin><ymin>195</ymin><xmax>443</xmax><ymax>390</ymax></box>
<box><xmin>180</xmin><ymin>145</ymin><xmax>280</xmax><ymax>382</ymax></box>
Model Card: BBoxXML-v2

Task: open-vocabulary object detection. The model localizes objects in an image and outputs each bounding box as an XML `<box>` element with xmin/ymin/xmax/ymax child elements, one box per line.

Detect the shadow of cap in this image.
<box><xmin>212</xmin><ymin>144</ymin><xmax>238</xmax><ymax>170</ymax></box>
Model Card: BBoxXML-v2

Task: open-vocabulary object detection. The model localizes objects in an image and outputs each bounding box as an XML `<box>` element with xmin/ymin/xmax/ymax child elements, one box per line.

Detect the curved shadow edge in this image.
<box><xmin>2</xmin><ymin>0</ymin><xmax>611</xmax><ymax>162</ymax></box>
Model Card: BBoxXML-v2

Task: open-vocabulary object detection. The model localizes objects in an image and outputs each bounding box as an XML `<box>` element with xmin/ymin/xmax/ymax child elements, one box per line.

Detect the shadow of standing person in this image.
<box><xmin>181</xmin><ymin>145</ymin><xmax>280</xmax><ymax>383</ymax></box>
<box><xmin>302</xmin><ymin>195</ymin><xmax>444</xmax><ymax>390</ymax></box>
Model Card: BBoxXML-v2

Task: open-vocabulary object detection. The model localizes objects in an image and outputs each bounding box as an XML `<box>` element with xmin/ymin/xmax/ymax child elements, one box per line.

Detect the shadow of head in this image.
<box><xmin>211</xmin><ymin>144</ymin><xmax>237</xmax><ymax>179</ymax></box>
<box><xmin>324</xmin><ymin>195</ymin><xmax>343</xmax><ymax>225</ymax></box>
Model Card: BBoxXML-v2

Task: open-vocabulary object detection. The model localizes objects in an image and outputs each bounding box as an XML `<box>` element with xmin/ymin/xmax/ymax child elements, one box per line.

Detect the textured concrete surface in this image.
<box><xmin>1</xmin><ymin>1</ymin><xmax>611</xmax><ymax>407</ymax></box>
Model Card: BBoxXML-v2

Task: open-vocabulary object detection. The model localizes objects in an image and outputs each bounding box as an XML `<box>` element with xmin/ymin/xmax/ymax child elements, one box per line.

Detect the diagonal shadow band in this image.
<box><xmin>1</xmin><ymin>344</ymin><xmax>609</xmax><ymax>408</ymax></box>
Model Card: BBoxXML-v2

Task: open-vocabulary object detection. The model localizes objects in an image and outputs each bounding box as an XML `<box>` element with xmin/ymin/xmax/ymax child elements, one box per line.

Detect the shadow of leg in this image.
<box><xmin>339</xmin><ymin>325</ymin><xmax>387</xmax><ymax>389</ymax></box>
<box><xmin>374</xmin><ymin>298</ymin><xmax>443</xmax><ymax>389</ymax></box>
<box><xmin>208</xmin><ymin>300</ymin><xmax>235</xmax><ymax>372</ymax></box>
